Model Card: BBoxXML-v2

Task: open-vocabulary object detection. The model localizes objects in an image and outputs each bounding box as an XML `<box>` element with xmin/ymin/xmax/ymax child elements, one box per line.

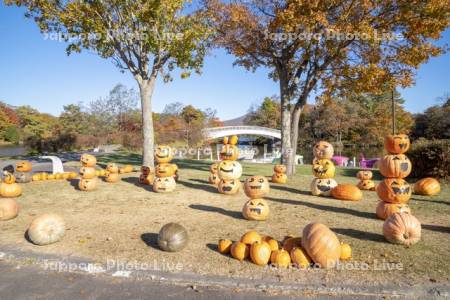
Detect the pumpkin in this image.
<box><xmin>242</xmin><ymin>198</ymin><xmax>270</xmax><ymax>221</ymax></box>
<box><xmin>313</xmin><ymin>141</ymin><xmax>334</xmax><ymax>159</ymax></box>
<box><xmin>272</xmin><ymin>173</ymin><xmax>287</xmax><ymax>184</ymax></box>
<box><xmin>283</xmin><ymin>237</ymin><xmax>302</xmax><ymax>252</ymax></box>
<box><xmin>310</xmin><ymin>178</ymin><xmax>337</xmax><ymax>196</ymax></box>
<box><xmin>302</xmin><ymin>223</ymin><xmax>341</xmax><ymax>269</ymax></box>
<box><xmin>219</xmin><ymin>144</ymin><xmax>239</xmax><ymax>161</ymax></box>
<box><xmin>229</xmin><ymin>135</ymin><xmax>238</xmax><ymax>145</ymax></box>
<box><xmin>414</xmin><ymin>178</ymin><xmax>441</xmax><ymax>196</ymax></box>
<box><xmin>270</xmin><ymin>249</ymin><xmax>291</xmax><ymax>268</ymax></box>
<box><xmin>79</xmin><ymin>167</ymin><xmax>96</xmax><ymax>179</ymax></box>
<box><xmin>54</xmin><ymin>173</ymin><xmax>63</xmax><ymax>180</ymax></box>
<box><xmin>153</xmin><ymin>177</ymin><xmax>176</xmax><ymax>193</ymax></box>
<box><xmin>155</xmin><ymin>145</ymin><xmax>174</xmax><ymax>163</ymax></box>
<box><xmin>250</xmin><ymin>241</ymin><xmax>272</xmax><ymax>265</ymax></box>
<box><xmin>357</xmin><ymin>179</ymin><xmax>376</xmax><ymax>191</ymax></box>
<box><xmin>376</xmin><ymin>178</ymin><xmax>411</xmax><ymax>204</ymax></box>
<box><xmin>119</xmin><ymin>165</ymin><xmax>133</xmax><ymax>174</ymax></box>
<box><xmin>290</xmin><ymin>247</ymin><xmax>312</xmax><ymax>268</ymax></box>
<box><xmin>157</xmin><ymin>223</ymin><xmax>188</xmax><ymax>252</ymax></box>
<box><xmin>139</xmin><ymin>174</ymin><xmax>154</xmax><ymax>185</ymax></box>
<box><xmin>80</xmin><ymin>154</ymin><xmax>97</xmax><ymax>167</ymax></box>
<box><xmin>217</xmin><ymin>179</ymin><xmax>241</xmax><ymax>195</ymax></box>
<box><xmin>32</xmin><ymin>174</ymin><xmax>41</xmax><ymax>181</ymax></box>
<box><xmin>230</xmin><ymin>241</ymin><xmax>249</xmax><ymax>261</ymax></box>
<box><xmin>68</xmin><ymin>172</ymin><xmax>78</xmax><ymax>179</ymax></box>
<box><xmin>356</xmin><ymin>170</ymin><xmax>373</xmax><ymax>180</ymax></box>
<box><xmin>312</xmin><ymin>159</ymin><xmax>336</xmax><ymax>179</ymax></box>
<box><xmin>155</xmin><ymin>163</ymin><xmax>176</xmax><ymax>178</ymax></box>
<box><xmin>331</xmin><ymin>184</ymin><xmax>362</xmax><ymax>201</ymax></box>
<box><xmin>0</xmin><ymin>198</ymin><xmax>19</xmax><ymax>221</ymax></box>
<box><xmin>262</xmin><ymin>236</ymin><xmax>279</xmax><ymax>252</ymax></box>
<box><xmin>40</xmin><ymin>172</ymin><xmax>48</xmax><ymax>180</ymax></box>
<box><xmin>47</xmin><ymin>174</ymin><xmax>55</xmax><ymax>180</ymax></box>
<box><xmin>61</xmin><ymin>173</ymin><xmax>70</xmax><ymax>180</ymax></box>
<box><xmin>210</xmin><ymin>163</ymin><xmax>219</xmax><ymax>174</ymax></box>
<box><xmin>27</xmin><ymin>214</ymin><xmax>65</xmax><ymax>246</ymax></box>
<box><xmin>141</xmin><ymin>166</ymin><xmax>154</xmax><ymax>176</ymax></box>
<box><xmin>105</xmin><ymin>172</ymin><xmax>120</xmax><ymax>183</ymax></box>
<box><xmin>3</xmin><ymin>172</ymin><xmax>16</xmax><ymax>184</ymax></box>
<box><xmin>218</xmin><ymin>160</ymin><xmax>242</xmax><ymax>180</ymax></box>
<box><xmin>241</xmin><ymin>231</ymin><xmax>262</xmax><ymax>245</ymax></box>
<box><xmin>376</xmin><ymin>202</ymin><xmax>411</xmax><ymax>220</ymax></box>
<box><xmin>208</xmin><ymin>173</ymin><xmax>221</xmax><ymax>185</ymax></box>
<box><xmin>15</xmin><ymin>172</ymin><xmax>32</xmax><ymax>183</ymax></box>
<box><xmin>16</xmin><ymin>161</ymin><xmax>32</xmax><ymax>172</ymax></box>
<box><xmin>244</xmin><ymin>175</ymin><xmax>270</xmax><ymax>199</ymax></box>
<box><xmin>385</xmin><ymin>134</ymin><xmax>410</xmax><ymax>154</ymax></box>
<box><xmin>340</xmin><ymin>243</ymin><xmax>352</xmax><ymax>260</ymax></box>
<box><xmin>78</xmin><ymin>178</ymin><xmax>97</xmax><ymax>191</ymax></box>
<box><xmin>106</xmin><ymin>163</ymin><xmax>119</xmax><ymax>174</ymax></box>
<box><xmin>0</xmin><ymin>178</ymin><xmax>22</xmax><ymax>198</ymax></box>
<box><xmin>218</xmin><ymin>239</ymin><xmax>233</xmax><ymax>254</ymax></box>
<box><xmin>379</xmin><ymin>154</ymin><xmax>412</xmax><ymax>178</ymax></box>
<box><xmin>383</xmin><ymin>212</ymin><xmax>421</xmax><ymax>246</ymax></box>
<box><xmin>274</xmin><ymin>164</ymin><xmax>286</xmax><ymax>174</ymax></box>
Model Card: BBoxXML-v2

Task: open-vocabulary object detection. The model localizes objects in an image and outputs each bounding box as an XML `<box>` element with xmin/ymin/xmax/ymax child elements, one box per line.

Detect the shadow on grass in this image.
<box><xmin>270</xmin><ymin>184</ymin><xmax>311</xmax><ymax>195</ymax></box>
<box><xmin>122</xmin><ymin>176</ymin><xmax>153</xmax><ymax>192</ymax></box>
<box><xmin>68</xmin><ymin>178</ymin><xmax>80</xmax><ymax>191</ymax></box>
<box><xmin>331</xmin><ymin>228</ymin><xmax>386</xmax><ymax>243</ymax></box>
<box><xmin>178</xmin><ymin>180</ymin><xmax>218</xmax><ymax>193</ymax></box>
<box><xmin>189</xmin><ymin>204</ymin><xmax>243</xmax><ymax>220</ymax></box>
<box><xmin>410</xmin><ymin>197</ymin><xmax>450</xmax><ymax>206</ymax></box>
<box><xmin>141</xmin><ymin>233</ymin><xmax>160</xmax><ymax>250</ymax></box>
<box><xmin>422</xmin><ymin>224</ymin><xmax>450</xmax><ymax>234</ymax></box>
<box><xmin>190</xmin><ymin>178</ymin><xmax>211</xmax><ymax>185</ymax></box>
<box><xmin>265</xmin><ymin>196</ymin><xmax>377</xmax><ymax>220</ymax></box>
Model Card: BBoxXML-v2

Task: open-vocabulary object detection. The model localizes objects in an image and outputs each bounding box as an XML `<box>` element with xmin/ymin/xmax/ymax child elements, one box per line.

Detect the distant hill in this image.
<box><xmin>222</xmin><ymin>114</ymin><xmax>248</xmax><ymax>126</ymax></box>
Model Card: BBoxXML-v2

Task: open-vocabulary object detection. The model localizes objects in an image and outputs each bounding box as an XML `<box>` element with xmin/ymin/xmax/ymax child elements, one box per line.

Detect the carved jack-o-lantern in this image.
<box><xmin>219</xmin><ymin>145</ymin><xmax>239</xmax><ymax>161</ymax></box>
<box><xmin>376</xmin><ymin>178</ymin><xmax>412</xmax><ymax>204</ymax></box>
<box><xmin>218</xmin><ymin>161</ymin><xmax>242</xmax><ymax>180</ymax></box>
<box><xmin>218</xmin><ymin>179</ymin><xmax>241</xmax><ymax>195</ymax></box>
<box><xmin>139</xmin><ymin>174</ymin><xmax>154</xmax><ymax>185</ymax></box>
<box><xmin>310</xmin><ymin>178</ymin><xmax>337</xmax><ymax>196</ymax></box>
<box><xmin>312</xmin><ymin>159</ymin><xmax>336</xmax><ymax>179</ymax></box>
<box><xmin>385</xmin><ymin>134</ymin><xmax>410</xmax><ymax>154</ymax></box>
<box><xmin>379</xmin><ymin>154</ymin><xmax>412</xmax><ymax>179</ymax></box>
<box><xmin>155</xmin><ymin>163</ymin><xmax>177</xmax><ymax>178</ymax></box>
<box><xmin>274</xmin><ymin>164</ymin><xmax>286</xmax><ymax>174</ymax></box>
<box><xmin>357</xmin><ymin>179</ymin><xmax>376</xmax><ymax>191</ymax></box>
<box><xmin>79</xmin><ymin>167</ymin><xmax>96</xmax><ymax>179</ymax></box>
<box><xmin>105</xmin><ymin>172</ymin><xmax>120</xmax><ymax>183</ymax></box>
<box><xmin>244</xmin><ymin>176</ymin><xmax>270</xmax><ymax>199</ymax></box>
<box><xmin>141</xmin><ymin>166</ymin><xmax>154</xmax><ymax>176</ymax></box>
<box><xmin>153</xmin><ymin>177</ymin><xmax>176</xmax><ymax>193</ymax></box>
<box><xmin>242</xmin><ymin>198</ymin><xmax>270</xmax><ymax>221</ymax></box>
<box><xmin>16</xmin><ymin>161</ymin><xmax>32</xmax><ymax>172</ymax></box>
<box><xmin>155</xmin><ymin>145</ymin><xmax>174</xmax><ymax>164</ymax></box>
<box><xmin>106</xmin><ymin>163</ymin><xmax>119</xmax><ymax>174</ymax></box>
<box><xmin>313</xmin><ymin>141</ymin><xmax>334</xmax><ymax>159</ymax></box>
<box><xmin>272</xmin><ymin>172</ymin><xmax>287</xmax><ymax>183</ymax></box>
<box><xmin>208</xmin><ymin>173</ymin><xmax>221</xmax><ymax>186</ymax></box>
<box><xmin>357</xmin><ymin>170</ymin><xmax>373</xmax><ymax>180</ymax></box>
<box><xmin>78</xmin><ymin>178</ymin><xmax>97</xmax><ymax>191</ymax></box>
<box><xmin>80</xmin><ymin>154</ymin><xmax>97</xmax><ymax>167</ymax></box>
<box><xmin>210</xmin><ymin>163</ymin><xmax>219</xmax><ymax>174</ymax></box>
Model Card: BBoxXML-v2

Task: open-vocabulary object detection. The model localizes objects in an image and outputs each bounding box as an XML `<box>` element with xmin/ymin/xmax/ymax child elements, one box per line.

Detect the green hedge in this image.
<box><xmin>408</xmin><ymin>139</ymin><xmax>449</xmax><ymax>180</ymax></box>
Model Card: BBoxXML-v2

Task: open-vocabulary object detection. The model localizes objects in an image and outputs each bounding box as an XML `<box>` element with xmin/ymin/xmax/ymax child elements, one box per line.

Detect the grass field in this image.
<box><xmin>0</xmin><ymin>152</ymin><xmax>449</xmax><ymax>287</ymax></box>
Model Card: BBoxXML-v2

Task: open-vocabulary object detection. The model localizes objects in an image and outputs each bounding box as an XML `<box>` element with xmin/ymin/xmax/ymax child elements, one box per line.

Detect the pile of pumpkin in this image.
<box><xmin>218</xmin><ymin>224</ymin><xmax>351</xmax><ymax>269</ymax></box>
<box><xmin>32</xmin><ymin>172</ymin><xmax>78</xmax><ymax>181</ymax></box>
<box><xmin>215</xmin><ymin>136</ymin><xmax>243</xmax><ymax>195</ymax></box>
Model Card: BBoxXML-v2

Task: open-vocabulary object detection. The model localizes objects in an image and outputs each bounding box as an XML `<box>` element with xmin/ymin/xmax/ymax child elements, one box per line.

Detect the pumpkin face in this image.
<box><xmin>155</xmin><ymin>145</ymin><xmax>173</xmax><ymax>163</ymax></box>
<box><xmin>0</xmin><ymin>183</ymin><xmax>22</xmax><ymax>198</ymax></box>
<box><xmin>155</xmin><ymin>163</ymin><xmax>176</xmax><ymax>178</ymax></box>
<box><xmin>414</xmin><ymin>178</ymin><xmax>441</xmax><ymax>196</ymax></box>
<box><xmin>218</xmin><ymin>179</ymin><xmax>241</xmax><ymax>195</ymax></box>
<box><xmin>230</xmin><ymin>241</ymin><xmax>249</xmax><ymax>261</ymax></box>
<box><xmin>80</xmin><ymin>154</ymin><xmax>97</xmax><ymax>167</ymax></box>
<box><xmin>218</xmin><ymin>161</ymin><xmax>242</xmax><ymax>180</ymax></box>
<box><xmin>302</xmin><ymin>223</ymin><xmax>341</xmax><ymax>268</ymax></box>
<box><xmin>219</xmin><ymin>144</ymin><xmax>239</xmax><ymax>161</ymax></box>
<box><xmin>270</xmin><ymin>249</ymin><xmax>291</xmax><ymax>268</ymax></box>
<box><xmin>0</xmin><ymin>198</ymin><xmax>19</xmax><ymax>221</ymax></box>
<box><xmin>290</xmin><ymin>247</ymin><xmax>312</xmax><ymax>269</ymax></box>
<box><xmin>210</xmin><ymin>163</ymin><xmax>219</xmax><ymax>174</ymax></box>
<box><xmin>242</xmin><ymin>198</ymin><xmax>270</xmax><ymax>221</ymax></box>
<box><xmin>383</xmin><ymin>212</ymin><xmax>421</xmax><ymax>246</ymax></box>
<box><xmin>105</xmin><ymin>163</ymin><xmax>119</xmax><ymax>174</ymax></box>
<box><xmin>141</xmin><ymin>166</ymin><xmax>154</xmax><ymax>176</ymax></box>
<box><xmin>313</xmin><ymin>141</ymin><xmax>334</xmax><ymax>159</ymax></box>
<box><xmin>157</xmin><ymin>223</ymin><xmax>188</xmax><ymax>252</ymax></box>
<box><xmin>79</xmin><ymin>167</ymin><xmax>96</xmax><ymax>179</ymax></box>
<box><xmin>385</xmin><ymin>134</ymin><xmax>410</xmax><ymax>154</ymax></box>
<box><xmin>310</xmin><ymin>178</ymin><xmax>337</xmax><ymax>196</ymax></box>
<box><xmin>16</xmin><ymin>161</ymin><xmax>32</xmax><ymax>172</ymax></box>
<box><xmin>379</xmin><ymin>154</ymin><xmax>412</xmax><ymax>178</ymax></box>
<box><xmin>272</xmin><ymin>173</ymin><xmax>287</xmax><ymax>184</ymax></box>
<box><xmin>250</xmin><ymin>241</ymin><xmax>272</xmax><ymax>265</ymax></box>
<box><xmin>153</xmin><ymin>177</ymin><xmax>176</xmax><ymax>193</ymax></box>
<box><xmin>244</xmin><ymin>176</ymin><xmax>270</xmax><ymax>199</ymax></box>
<box><xmin>78</xmin><ymin>178</ymin><xmax>97</xmax><ymax>191</ymax></box>
<box><xmin>376</xmin><ymin>202</ymin><xmax>411</xmax><ymax>220</ymax></box>
<box><xmin>312</xmin><ymin>159</ymin><xmax>336</xmax><ymax>179</ymax></box>
<box><xmin>208</xmin><ymin>173</ymin><xmax>221</xmax><ymax>185</ymax></box>
<box><xmin>27</xmin><ymin>214</ymin><xmax>65</xmax><ymax>246</ymax></box>
<box><xmin>105</xmin><ymin>172</ymin><xmax>120</xmax><ymax>183</ymax></box>
<box><xmin>376</xmin><ymin>179</ymin><xmax>411</xmax><ymax>204</ymax></box>
<box><xmin>139</xmin><ymin>174</ymin><xmax>154</xmax><ymax>185</ymax></box>
<box><xmin>274</xmin><ymin>164</ymin><xmax>286</xmax><ymax>174</ymax></box>
<box><xmin>357</xmin><ymin>179</ymin><xmax>376</xmax><ymax>191</ymax></box>
<box><xmin>356</xmin><ymin>170</ymin><xmax>373</xmax><ymax>180</ymax></box>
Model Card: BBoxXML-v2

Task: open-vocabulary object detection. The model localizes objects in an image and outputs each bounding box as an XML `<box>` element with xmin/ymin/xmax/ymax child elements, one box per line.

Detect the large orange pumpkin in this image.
<box><xmin>414</xmin><ymin>178</ymin><xmax>441</xmax><ymax>196</ymax></box>
<box><xmin>79</xmin><ymin>167</ymin><xmax>96</xmax><ymax>179</ymax></box>
<box><xmin>0</xmin><ymin>198</ymin><xmax>19</xmax><ymax>221</ymax></box>
<box><xmin>376</xmin><ymin>179</ymin><xmax>411</xmax><ymax>204</ymax></box>
<box><xmin>312</xmin><ymin>159</ymin><xmax>336</xmax><ymax>179</ymax></box>
<box><xmin>16</xmin><ymin>161</ymin><xmax>32</xmax><ymax>172</ymax></box>
<box><xmin>331</xmin><ymin>184</ymin><xmax>362</xmax><ymax>201</ymax></box>
<box><xmin>155</xmin><ymin>163</ymin><xmax>176</xmax><ymax>178</ymax></box>
<box><xmin>244</xmin><ymin>175</ymin><xmax>270</xmax><ymax>199</ymax></box>
<box><xmin>313</xmin><ymin>141</ymin><xmax>334</xmax><ymax>160</ymax></box>
<box><xmin>376</xmin><ymin>202</ymin><xmax>411</xmax><ymax>220</ymax></box>
<box><xmin>310</xmin><ymin>178</ymin><xmax>337</xmax><ymax>196</ymax></box>
<box><xmin>250</xmin><ymin>241</ymin><xmax>272</xmax><ymax>265</ymax></box>
<box><xmin>379</xmin><ymin>154</ymin><xmax>412</xmax><ymax>178</ymax></box>
<box><xmin>78</xmin><ymin>178</ymin><xmax>97</xmax><ymax>191</ymax></box>
<box><xmin>384</xmin><ymin>134</ymin><xmax>410</xmax><ymax>154</ymax></box>
<box><xmin>155</xmin><ymin>145</ymin><xmax>174</xmax><ymax>163</ymax></box>
<box><xmin>80</xmin><ymin>154</ymin><xmax>97</xmax><ymax>167</ymax></box>
<box><xmin>242</xmin><ymin>198</ymin><xmax>270</xmax><ymax>221</ymax></box>
<box><xmin>218</xmin><ymin>160</ymin><xmax>242</xmax><ymax>180</ymax></box>
<box><xmin>302</xmin><ymin>223</ymin><xmax>341</xmax><ymax>268</ymax></box>
<box><xmin>153</xmin><ymin>177</ymin><xmax>176</xmax><ymax>193</ymax></box>
<box><xmin>217</xmin><ymin>179</ymin><xmax>241</xmax><ymax>195</ymax></box>
<box><xmin>383</xmin><ymin>212</ymin><xmax>421</xmax><ymax>246</ymax></box>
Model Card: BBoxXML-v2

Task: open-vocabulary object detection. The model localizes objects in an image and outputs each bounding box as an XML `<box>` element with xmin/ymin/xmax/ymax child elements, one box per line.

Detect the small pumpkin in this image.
<box><xmin>79</xmin><ymin>167</ymin><xmax>96</xmax><ymax>179</ymax></box>
<box><xmin>106</xmin><ymin>163</ymin><xmax>119</xmax><ymax>174</ymax></box>
<box><xmin>78</xmin><ymin>178</ymin><xmax>97</xmax><ymax>191</ymax></box>
<box><xmin>414</xmin><ymin>178</ymin><xmax>441</xmax><ymax>196</ymax></box>
<box><xmin>32</xmin><ymin>174</ymin><xmax>41</xmax><ymax>181</ymax></box>
<box><xmin>385</xmin><ymin>134</ymin><xmax>410</xmax><ymax>154</ymax></box>
<box><xmin>105</xmin><ymin>172</ymin><xmax>120</xmax><ymax>183</ymax></box>
<box><xmin>218</xmin><ymin>160</ymin><xmax>242</xmax><ymax>180</ymax></box>
<box><xmin>282</xmin><ymin>237</ymin><xmax>302</xmax><ymax>252</ymax></box>
<box><xmin>153</xmin><ymin>177</ymin><xmax>176</xmax><ymax>193</ymax></box>
<box><xmin>218</xmin><ymin>239</ymin><xmax>233</xmax><ymax>254</ymax></box>
<box><xmin>312</xmin><ymin>159</ymin><xmax>336</xmax><ymax>179</ymax></box>
<box><xmin>0</xmin><ymin>175</ymin><xmax>22</xmax><ymax>198</ymax></box>
<box><xmin>357</xmin><ymin>179</ymin><xmax>376</xmax><ymax>191</ymax></box>
<box><xmin>262</xmin><ymin>236</ymin><xmax>279</xmax><ymax>252</ymax></box>
<box><xmin>376</xmin><ymin>178</ymin><xmax>411</xmax><ymax>204</ymax></box>
<box><xmin>208</xmin><ymin>173</ymin><xmax>221</xmax><ymax>185</ymax></box>
<box><xmin>155</xmin><ymin>163</ymin><xmax>176</xmax><ymax>178</ymax></box>
<box><xmin>331</xmin><ymin>184</ymin><xmax>362</xmax><ymax>201</ymax></box>
<box><xmin>141</xmin><ymin>166</ymin><xmax>155</xmax><ymax>176</ymax></box>
<box><xmin>54</xmin><ymin>173</ymin><xmax>63</xmax><ymax>180</ymax></box>
<box><xmin>379</xmin><ymin>154</ymin><xmax>412</xmax><ymax>179</ymax></box>
<box><xmin>310</xmin><ymin>178</ymin><xmax>337</xmax><ymax>196</ymax></box>
<box><xmin>40</xmin><ymin>172</ymin><xmax>48</xmax><ymax>180</ymax></box>
<box><xmin>119</xmin><ymin>165</ymin><xmax>133</xmax><ymax>174</ymax></box>
<box><xmin>15</xmin><ymin>172</ymin><xmax>32</xmax><ymax>183</ymax></box>
<box><xmin>241</xmin><ymin>231</ymin><xmax>262</xmax><ymax>245</ymax></box>
<box><xmin>217</xmin><ymin>179</ymin><xmax>241</xmax><ymax>195</ymax></box>
<box><xmin>157</xmin><ymin>223</ymin><xmax>189</xmax><ymax>252</ymax></box>
<box><xmin>155</xmin><ymin>145</ymin><xmax>174</xmax><ymax>163</ymax></box>
<box><xmin>340</xmin><ymin>243</ymin><xmax>352</xmax><ymax>260</ymax></box>
<box><xmin>313</xmin><ymin>141</ymin><xmax>334</xmax><ymax>159</ymax></box>
<box><xmin>139</xmin><ymin>174</ymin><xmax>154</xmax><ymax>185</ymax></box>
<box><xmin>242</xmin><ymin>198</ymin><xmax>270</xmax><ymax>221</ymax></box>
<box><xmin>68</xmin><ymin>172</ymin><xmax>78</xmax><ymax>179</ymax></box>
<box><xmin>270</xmin><ymin>249</ymin><xmax>291</xmax><ymax>268</ymax></box>
<box><xmin>16</xmin><ymin>161</ymin><xmax>32</xmax><ymax>172</ymax></box>
<box><xmin>229</xmin><ymin>135</ymin><xmax>238</xmax><ymax>145</ymax></box>
<box><xmin>273</xmin><ymin>164</ymin><xmax>286</xmax><ymax>174</ymax></box>
<box><xmin>250</xmin><ymin>241</ymin><xmax>272</xmax><ymax>265</ymax></box>
<box><xmin>244</xmin><ymin>175</ymin><xmax>270</xmax><ymax>199</ymax></box>
<box><xmin>61</xmin><ymin>173</ymin><xmax>70</xmax><ymax>180</ymax></box>
<box><xmin>47</xmin><ymin>174</ymin><xmax>55</xmax><ymax>180</ymax></box>
<box><xmin>356</xmin><ymin>170</ymin><xmax>373</xmax><ymax>180</ymax></box>
<box><xmin>80</xmin><ymin>154</ymin><xmax>97</xmax><ymax>167</ymax></box>
<box><xmin>27</xmin><ymin>214</ymin><xmax>65</xmax><ymax>245</ymax></box>
<box><xmin>290</xmin><ymin>247</ymin><xmax>312</xmax><ymax>269</ymax></box>
<box><xmin>383</xmin><ymin>212</ymin><xmax>421</xmax><ymax>246</ymax></box>
<box><xmin>3</xmin><ymin>171</ymin><xmax>16</xmax><ymax>184</ymax></box>
<box><xmin>210</xmin><ymin>163</ymin><xmax>219</xmax><ymax>174</ymax></box>
<box><xmin>376</xmin><ymin>202</ymin><xmax>411</xmax><ymax>220</ymax></box>
<box><xmin>230</xmin><ymin>241</ymin><xmax>249</xmax><ymax>261</ymax></box>
<box><xmin>271</xmin><ymin>172</ymin><xmax>287</xmax><ymax>184</ymax></box>
<box><xmin>0</xmin><ymin>198</ymin><xmax>19</xmax><ymax>221</ymax></box>
<box><xmin>302</xmin><ymin>223</ymin><xmax>341</xmax><ymax>269</ymax></box>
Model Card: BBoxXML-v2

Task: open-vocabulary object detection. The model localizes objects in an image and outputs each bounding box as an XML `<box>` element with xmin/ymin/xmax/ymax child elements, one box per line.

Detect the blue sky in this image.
<box><xmin>0</xmin><ymin>3</ymin><xmax>449</xmax><ymax>121</ymax></box>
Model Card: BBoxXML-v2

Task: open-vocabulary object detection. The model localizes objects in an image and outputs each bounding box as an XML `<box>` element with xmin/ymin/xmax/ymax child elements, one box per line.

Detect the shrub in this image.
<box><xmin>3</xmin><ymin>125</ymin><xmax>20</xmax><ymax>144</ymax></box>
<box><xmin>409</xmin><ymin>139</ymin><xmax>450</xmax><ymax>180</ymax></box>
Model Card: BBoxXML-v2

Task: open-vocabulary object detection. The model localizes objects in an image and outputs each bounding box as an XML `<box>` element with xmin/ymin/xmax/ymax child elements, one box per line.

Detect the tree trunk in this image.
<box><xmin>278</xmin><ymin>67</ymin><xmax>294</xmax><ymax>175</ymax></box>
<box><xmin>138</xmin><ymin>76</ymin><xmax>156</xmax><ymax>168</ymax></box>
<box><xmin>289</xmin><ymin>105</ymin><xmax>303</xmax><ymax>174</ymax></box>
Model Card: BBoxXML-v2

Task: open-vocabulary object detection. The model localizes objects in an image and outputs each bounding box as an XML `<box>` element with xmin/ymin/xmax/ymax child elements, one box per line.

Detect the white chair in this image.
<box><xmin>39</xmin><ymin>156</ymin><xmax>64</xmax><ymax>174</ymax></box>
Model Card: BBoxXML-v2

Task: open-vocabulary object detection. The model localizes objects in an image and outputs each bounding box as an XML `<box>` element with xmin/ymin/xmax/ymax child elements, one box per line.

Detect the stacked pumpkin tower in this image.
<box><xmin>310</xmin><ymin>141</ymin><xmax>337</xmax><ymax>197</ymax></box>
<box><xmin>375</xmin><ymin>134</ymin><xmax>413</xmax><ymax>220</ymax></box>
<box><xmin>242</xmin><ymin>175</ymin><xmax>270</xmax><ymax>221</ymax></box>
<box><xmin>78</xmin><ymin>154</ymin><xmax>98</xmax><ymax>191</ymax></box>
<box><xmin>217</xmin><ymin>136</ymin><xmax>242</xmax><ymax>195</ymax></box>
<box><xmin>271</xmin><ymin>164</ymin><xmax>287</xmax><ymax>184</ymax></box>
<box><xmin>105</xmin><ymin>163</ymin><xmax>120</xmax><ymax>183</ymax></box>
<box><xmin>153</xmin><ymin>145</ymin><xmax>177</xmax><ymax>193</ymax></box>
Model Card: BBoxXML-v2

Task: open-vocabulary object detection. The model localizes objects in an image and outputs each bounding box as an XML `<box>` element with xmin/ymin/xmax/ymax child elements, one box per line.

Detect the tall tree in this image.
<box><xmin>245</xmin><ymin>97</ymin><xmax>281</xmax><ymax>129</ymax></box>
<box><xmin>207</xmin><ymin>0</ymin><xmax>449</xmax><ymax>175</ymax></box>
<box><xmin>7</xmin><ymin>0</ymin><xmax>213</xmax><ymax>167</ymax></box>
<box><xmin>59</xmin><ymin>104</ymin><xmax>88</xmax><ymax>134</ymax></box>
